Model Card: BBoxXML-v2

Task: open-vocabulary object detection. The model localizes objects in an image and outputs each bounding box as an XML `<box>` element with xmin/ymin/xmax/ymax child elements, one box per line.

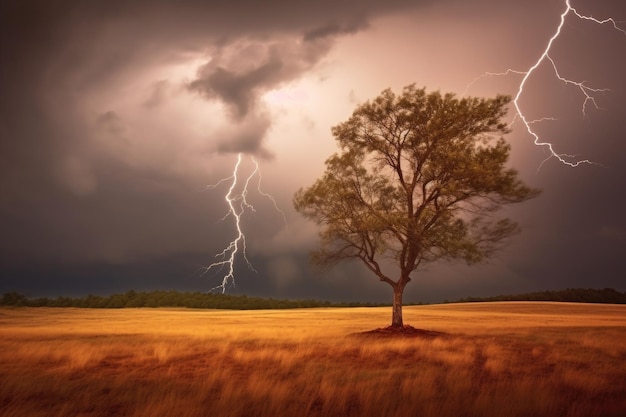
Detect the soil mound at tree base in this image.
<box><xmin>355</xmin><ymin>325</ymin><xmax>448</xmax><ymax>339</ymax></box>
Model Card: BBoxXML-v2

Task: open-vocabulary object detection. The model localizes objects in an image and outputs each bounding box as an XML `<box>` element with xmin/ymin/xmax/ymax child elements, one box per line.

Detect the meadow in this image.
<box><xmin>0</xmin><ymin>302</ymin><xmax>624</xmax><ymax>417</ymax></box>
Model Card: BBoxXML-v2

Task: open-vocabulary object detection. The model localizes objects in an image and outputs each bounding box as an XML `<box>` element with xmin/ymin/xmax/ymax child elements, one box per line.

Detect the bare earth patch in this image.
<box><xmin>355</xmin><ymin>325</ymin><xmax>449</xmax><ymax>339</ymax></box>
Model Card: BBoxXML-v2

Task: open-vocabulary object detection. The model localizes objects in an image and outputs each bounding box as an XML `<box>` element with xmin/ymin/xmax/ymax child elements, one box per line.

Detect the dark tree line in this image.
<box><xmin>0</xmin><ymin>290</ymin><xmax>385</xmax><ymax>309</ymax></box>
<box><xmin>1</xmin><ymin>288</ymin><xmax>624</xmax><ymax>309</ymax></box>
<box><xmin>448</xmin><ymin>288</ymin><xmax>626</xmax><ymax>304</ymax></box>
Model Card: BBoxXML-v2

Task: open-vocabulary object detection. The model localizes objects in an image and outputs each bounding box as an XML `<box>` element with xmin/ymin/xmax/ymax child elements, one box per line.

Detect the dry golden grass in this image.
<box><xmin>0</xmin><ymin>302</ymin><xmax>625</xmax><ymax>417</ymax></box>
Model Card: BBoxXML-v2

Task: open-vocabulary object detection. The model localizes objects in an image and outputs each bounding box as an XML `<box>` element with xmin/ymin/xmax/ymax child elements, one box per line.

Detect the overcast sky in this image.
<box><xmin>1</xmin><ymin>0</ymin><xmax>625</xmax><ymax>303</ymax></box>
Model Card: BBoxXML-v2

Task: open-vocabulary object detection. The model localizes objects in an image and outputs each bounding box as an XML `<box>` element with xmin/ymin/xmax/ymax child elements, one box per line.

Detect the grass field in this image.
<box><xmin>0</xmin><ymin>302</ymin><xmax>625</xmax><ymax>417</ymax></box>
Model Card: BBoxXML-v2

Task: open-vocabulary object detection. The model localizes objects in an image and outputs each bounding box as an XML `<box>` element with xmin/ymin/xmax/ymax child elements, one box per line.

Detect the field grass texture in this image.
<box><xmin>1</xmin><ymin>302</ymin><xmax>624</xmax><ymax>417</ymax></box>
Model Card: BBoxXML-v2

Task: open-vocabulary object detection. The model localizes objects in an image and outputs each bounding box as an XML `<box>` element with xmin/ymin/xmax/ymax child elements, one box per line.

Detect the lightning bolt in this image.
<box><xmin>203</xmin><ymin>153</ymin><xmax>286</xmax><ymax>293</ymax></box>
<box><xmin>252</xmin><ymin>156</ymin><xmax>288</xmax><ymax>229</ymax></box>
<box><xmin>466</xmin><ymin>0</ymin><xmax>626</xmax><ymax>168</ymax></box>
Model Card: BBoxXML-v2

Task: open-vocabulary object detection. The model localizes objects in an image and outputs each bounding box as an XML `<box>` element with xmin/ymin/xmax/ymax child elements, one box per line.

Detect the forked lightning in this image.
<box><xmin>468</xmin><ymin>0</ymin><xmax>625</xmax><ymax>168</ymax></box>
<box><xmin>203</xmin><ymin>153</ymin><xmax>286</xmax><ymax>293</ymax></box>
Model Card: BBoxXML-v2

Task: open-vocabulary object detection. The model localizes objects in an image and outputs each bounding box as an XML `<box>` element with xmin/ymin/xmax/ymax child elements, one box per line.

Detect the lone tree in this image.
<box><xmin>294</xmin><ymin>85</ymin><xmax>540</xmax><ymax>329</ymax></box>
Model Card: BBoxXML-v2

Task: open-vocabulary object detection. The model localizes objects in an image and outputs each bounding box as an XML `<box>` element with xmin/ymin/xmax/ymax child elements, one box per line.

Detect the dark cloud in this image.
<box><xmin>189</xmin><ymin>45</ymin><xmax>288</xmax><ymax>120</ymax></box>
<box><xmin>186</xmin><ymin>35</ymin><xmax>337</xmax><ymax>155</ymax></box>
<box><xmin>0</xmin><ymin>0</ymin><xmax>423</xmax><ymax>170</ymax></box>
<box><xmin>96</xmin><ymin>111</ymin><xmax>126</xmax><ymax>135</ymax></box>
<box><xmin>215</xmin><ymin>113</ymin><xmax>273</xmax><ymax>158</ymax></box>
<box><xmin>0</xmin><ymin>0</ymin><xmax>426</xmax><ymax>287</ymax></box>
<box><xmin>303</xmin><ymin>19</ymin><xmax>369</xmax><ymax>42</ymax></box>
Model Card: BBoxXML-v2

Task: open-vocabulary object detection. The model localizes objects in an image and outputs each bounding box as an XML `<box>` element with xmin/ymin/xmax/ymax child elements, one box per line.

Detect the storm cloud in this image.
<box><xmin>0</xmin><ymin>0</ymin><xmax>426</xmax><ymax>292</ymax></box>
<box><xmin>187</xmin><ymin>36</ymin><xmax>339</xmax><ymax>155</ymax></box>
<box><xmin>1</xmin><ymin>0</ymin><xmax>625</xmax><ymax>302</ymax></box>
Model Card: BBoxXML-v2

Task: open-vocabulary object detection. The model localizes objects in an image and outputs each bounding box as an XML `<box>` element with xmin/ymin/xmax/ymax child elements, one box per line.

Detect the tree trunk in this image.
<box><xmin>391</xmin><ymin>283</ymin><xmax>405</xmax><ymax>328</ymax></box>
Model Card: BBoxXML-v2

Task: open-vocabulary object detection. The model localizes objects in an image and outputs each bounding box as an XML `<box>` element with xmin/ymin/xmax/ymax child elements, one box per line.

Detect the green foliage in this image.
<box><xmin>1</xmin><ymin>292</ymin><xmax>28</xmax><ymax>306</ymax></box>
<box><xmin>0</xmin><ymin>290</ymin><xmax>385</xmax><ymax>309</ymax></box>
<box><xmin>294</xmin><ymin>85</ymin><xmax>540</xmax><ymax>289</ymax></box>
<box><xmin>2</xmin><ymin>288</ymin><xmax>624</xmax><ymax>309</ymax></box>
<box><xmin>451</xmin><ymin>288</ymin><xmax>626</xmax><ymax>304</ymax></box>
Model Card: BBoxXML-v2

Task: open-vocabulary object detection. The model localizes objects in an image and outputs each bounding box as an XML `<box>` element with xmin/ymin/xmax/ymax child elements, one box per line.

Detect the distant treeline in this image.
<box><xmin>0</xmin><ymin>290</ymin><xmax>386</xmax><ymax>310</ymax></box>
<box><xmin>1</xmin><ymin>288</ymin><xmax>624</xmax><ymax>309</ymax></box>
<box><xmin>448</xmin><ymin>288</ymin><xmax>626</xmax><ymax>304</ymax></box>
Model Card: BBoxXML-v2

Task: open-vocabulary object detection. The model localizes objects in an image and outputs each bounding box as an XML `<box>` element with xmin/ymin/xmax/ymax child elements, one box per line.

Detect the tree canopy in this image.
<box><xmin>294</xmin><ymin>85</ymin><xmax>540</xmax><ymax>328</ymax></box>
